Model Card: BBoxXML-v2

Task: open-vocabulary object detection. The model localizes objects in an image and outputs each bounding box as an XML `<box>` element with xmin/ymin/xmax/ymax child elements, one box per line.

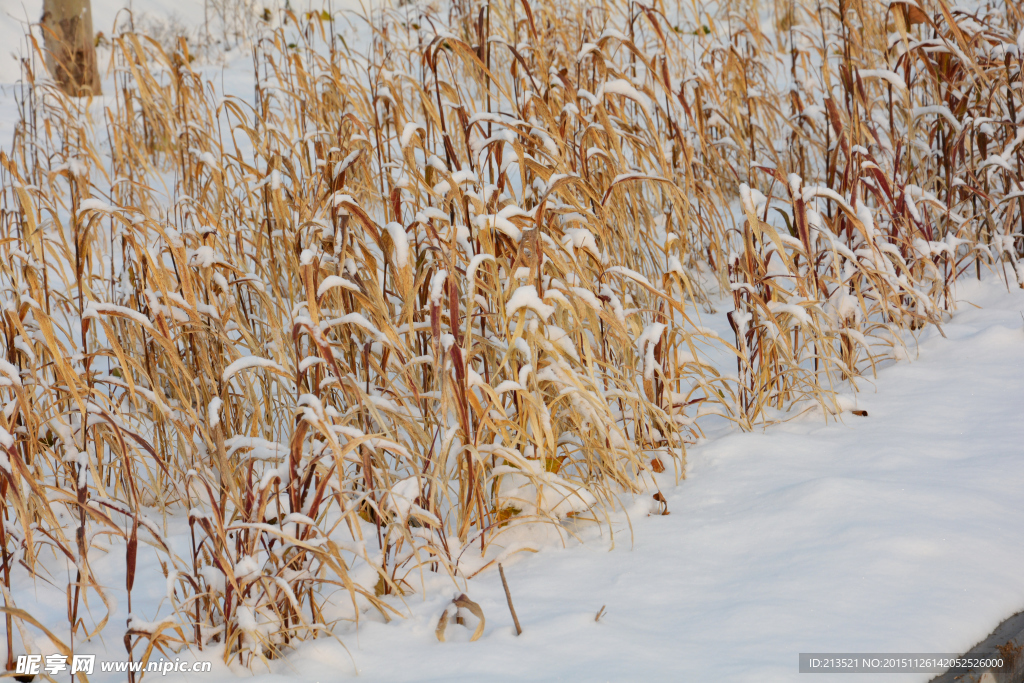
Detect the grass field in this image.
<box><xmin>1</xmin><ymin>0</ymin><xmax>1022</xmax><ymax>673</ymax></box>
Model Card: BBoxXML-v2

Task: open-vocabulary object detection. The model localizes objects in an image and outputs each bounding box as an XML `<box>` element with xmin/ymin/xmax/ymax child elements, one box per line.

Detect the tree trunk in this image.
<box><xmin>40</xmin><ymin>0</ymin><xmax>102</xmax><ymax>97</ymax></box>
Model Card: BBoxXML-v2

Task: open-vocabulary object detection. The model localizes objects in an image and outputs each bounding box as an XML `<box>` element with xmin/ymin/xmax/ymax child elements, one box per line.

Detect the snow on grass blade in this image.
<box><xmin>0</xmin><ymin>0</ymin><xmax>1021</xmax><ymax>671</ymax></box>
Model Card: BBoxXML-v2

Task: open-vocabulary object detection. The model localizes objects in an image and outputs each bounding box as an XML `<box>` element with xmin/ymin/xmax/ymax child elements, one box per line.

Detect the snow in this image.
<box><xmin>636</xmin><ymin>322</ymin><xmax>666</xmax><ymax>380</ymax></box>
<box><xmin>78</xmin><ymin>198</ymin><xmax>115</xmax><ymax>214</ymax></box>
<box><xmin>222</xmin><ymin>355</ymin><xmax>287</xmax><ymax>383</ymax></box>
<box><xmin>90</xmin><ymin>274</ymin><xmax>1021</xmax><ymax>683</ymax></box>
<box><xmin>0</xmin><ymin>357</ymin><xmax>23</xmax><ymax>386</ymax></box>
<box><xmin>563</xmin><ymin>227</ymin><xmax>600</xmax><ymax>259</ymax></box>
<box><xmin>604</xmin><ymin>265</ymin><xmax>655</xmax><ymax>290</ymax></box>
<box><xmin>385</xmin><ymin>222</ymin><xmax>410</xmax><ymax>267</ymax></box>
<box><xmin>476</xmin><ymin>205</ymin><xmax>528</xmax><ymax>241</ymax></box>
<box><xmin>497</xmin><ymin>462</ymin><xmax>599</xmax><ymax>519</ymax></box>
<box><xmin>767</xmin><ymin>300</ymin><xmax>813</xmax><ymax>326</ymax></box>
<box><xmin>466</xmin><ymin>253</ymin><xmax>496</xmax><ymax>293</ymax></box>
<box><xmin>385</xmin><ymin>476</ymin><xmax>422</xmax><ymax>523</ymax></box>
<box><xmin>913</xmin><ymin>105</ymin><xmax>964</xmax><ymax>133</ymax></box>
<box><xmin>857</xmin><ymin>68</ymin><xmax>908</xmax><ymax>91</ymax></box>
<box><xmin>207</xmin><ymin>397</ymin><xmax>223</xmax><ymax>429</ymax></box>
<box><xmin>4</xmin><ymin>1</ymin><xmax>1024</xmax><ymax>680</ymax></box>
<box><xmin>316</xmin><ymin>274</ymin><xmax>359</xmax><ymax>297</ymax></box>
<box><xmin>0</xmin><ymin>425</ymin><xmax>13</xmax><ymax>450</ymax></box>
<box><xmin>192</xmin><ymin>245</ymin><xmax>216</xmax><ymax>268</ymax></box>
<box><xmin>83</xmin><ymin>301</ymin><xmax>157</xmax><ymax>332</ymax></box>
<box><xmin>321</xmin><ymin>312</ymin><xmax>386</xmax><ymax>342</ymax></box>
<box><xmin>506</xmin><ymin>285</ymin><xmax>555</xmax><ymax>321</ymax></box>
<box><xmin>400</xmin><ymin>122</ymin><xmax>424</xmax><ymax>148</ymax></box>
<box><xmin>429</xmin><ymin>269</ymin><xmax>448</xmax><ymax>306</ymax></box>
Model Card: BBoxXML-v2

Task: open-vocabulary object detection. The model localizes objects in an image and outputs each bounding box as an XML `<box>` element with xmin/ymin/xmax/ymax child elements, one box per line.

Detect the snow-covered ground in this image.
<box><xmin>5</xmin><ymin>260</ymin><xmax>1022</xmax><ymax>682</ymax></box>
<box><xmin>3</xmin><ymin>4</ymin><xmax>1024</xmax><ymax>682</ymax></box>
<box><xmin>104</xmin><ymin>273</ymin><xmax>1014</xmax><ymax>683</ymax></box>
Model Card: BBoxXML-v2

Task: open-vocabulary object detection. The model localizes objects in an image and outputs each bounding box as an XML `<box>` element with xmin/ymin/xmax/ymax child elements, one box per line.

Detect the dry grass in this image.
<box><xmin>1</xmin><ymin>0</ymin><xmax>1022</xmax><ymax>672</ymax></box>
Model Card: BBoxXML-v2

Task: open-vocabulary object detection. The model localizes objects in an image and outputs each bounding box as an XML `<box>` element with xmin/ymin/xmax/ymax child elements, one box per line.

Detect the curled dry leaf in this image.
<box><xmin>435</xmin><ymin>594</ymin><xmax>486</xmax><ymax>642</ymax></box>
<box><xmin>653</xmin><ymin>492</ymin><xmax>670</xmax><ymax>516</ymax></box>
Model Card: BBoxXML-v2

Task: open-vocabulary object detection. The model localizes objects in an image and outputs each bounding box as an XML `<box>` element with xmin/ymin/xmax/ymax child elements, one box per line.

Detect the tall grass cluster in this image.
<box><xmin>1</xmin><ymin>0</ymin><xmax>1022</xmax><ymax>671</ymax></box>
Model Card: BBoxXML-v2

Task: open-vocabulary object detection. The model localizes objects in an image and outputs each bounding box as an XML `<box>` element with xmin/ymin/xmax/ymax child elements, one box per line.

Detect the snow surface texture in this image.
<box><xmin>10</xmin><ymin>277</ymin><xmax>1017</xmax><ymax>682</ymax></box>
<box><xmin>211</xmin><ymin>278</ymin><xmax>1022</xmax><ymax>683</ymax></box>
<box><xmin>3</xmin><ymin>3</ymin><xmax>1024</xmax><ymax>681</ymax></box>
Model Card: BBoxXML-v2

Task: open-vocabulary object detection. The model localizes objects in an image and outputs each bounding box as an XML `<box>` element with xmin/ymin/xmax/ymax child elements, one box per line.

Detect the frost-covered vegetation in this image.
<box><xmin>1</xmin><ymin>0</ymin><xmax>1022</xmax><ymax>672</ymax></box>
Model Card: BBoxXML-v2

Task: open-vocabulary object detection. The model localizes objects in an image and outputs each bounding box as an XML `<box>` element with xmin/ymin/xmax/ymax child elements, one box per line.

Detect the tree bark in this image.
<box><xmin>40</xmin><ymin>0</ymin><xmax>102</xmax><ymax>97</ymax></box>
